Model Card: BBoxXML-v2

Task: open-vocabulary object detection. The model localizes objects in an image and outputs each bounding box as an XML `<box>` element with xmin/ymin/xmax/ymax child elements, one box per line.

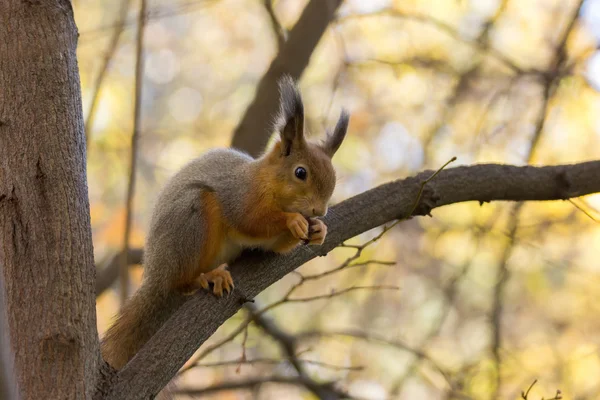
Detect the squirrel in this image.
<box><xmin>100</xmin><ymin>76</ymin><xmax>349</xmax><ymax>370</ymax></box>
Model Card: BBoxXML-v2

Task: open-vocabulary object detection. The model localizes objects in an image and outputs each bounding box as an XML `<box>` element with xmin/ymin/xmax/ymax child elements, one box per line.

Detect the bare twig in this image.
<box><xmin>338</xmin><ymin>8</ymin><xmax>529</xmax><ymax>74</ymax></box>
<box><xmin>263</xmin><ymin>0</ymin><xmax>286</xmax><ymax>49</ymax></box>
<box><xmin>173</xmin><ymin>376</ymin><xmax>340</xmax><ymax>397</ymax></box>
<box><xmin>569</xmin><ymin>199</ymin><xmax>599</xmax><ymax>223</ymax></box>
<box><xmin>521</xmin><ymin>379</ymin><xmax>537</xmax><ymax>399</ymax></box>
<box><xmin>298</xmin><ymin>329</ymin><xmax>450</xmax><ymax>385</ymax></box>
<box><xmin>245</xmin><ymin>302</ymin><xmax>349</xmax><ymax>400</ymax></box>
<box><xmin>84</xmin><ymin>0</ymin><xmax>131</xmax><ymax>151</ymax></box>
<box><xmin>178</xmin><ymin>316</ymin><xmax>252</xmax><ymax>375</ymax></box>
<box><xmin>521</xmin><ymin>379</ymin><xmax>562</xmax><ymax>400</ymax></box>
<box><xmin>491</xmin><ymin>2</ymin><xmax>583</xmax><ymax>395</ymax></box>
<box><xmin>79</xmin><ymin>0</ymin><xmax>221</xmax><ymax>44</ymax></box>
<box><xmin>420</xmin><ymin>0</ymin><xmax>516</xmax><ymax>162</ymax></box>
<box><xmin>119</xmin><ymin>0</ymin><xmax>147</xmax><ymax>306</ymax></box>
<box><xmin>191</xmin><ymin>357</ymin><xmax>363</xmax><ymax>371</ymax></box>
<box><xmin>390</xmin><ymin>214</ymin><xmax>501</xmax><ymax>394</ymax></box>
<box><xmin>302</xmin><ymin>260</ymin><xmax>395</xmax><ymax>281</ymax></box>
<box><xmin>257</xmin><ymin>285</ymin><xmax>399</xmax><ymax>318</ymax></box>
<box><xmin>528</xmin><ymin>0</ymin><xmax>584</xmax><ymax>162</ymax></box>
<box><xmin>491</xmin><ymin>202</ymin><xmax>523</xmax><ymax>395</ymax></box>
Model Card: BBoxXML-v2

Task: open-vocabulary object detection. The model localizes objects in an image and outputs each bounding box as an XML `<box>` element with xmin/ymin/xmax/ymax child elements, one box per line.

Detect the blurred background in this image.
<box><xmin>80</xmin><ymin>0</ymin><xmax>600</xmax><ymax>398</ymax></box>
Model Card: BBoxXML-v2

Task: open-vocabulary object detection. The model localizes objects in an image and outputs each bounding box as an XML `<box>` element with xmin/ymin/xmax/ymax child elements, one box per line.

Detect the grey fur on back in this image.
<box><xmin>143</xmin><ymin>148</ymin><xmax>257</xmax><ymax>287</ymax></box>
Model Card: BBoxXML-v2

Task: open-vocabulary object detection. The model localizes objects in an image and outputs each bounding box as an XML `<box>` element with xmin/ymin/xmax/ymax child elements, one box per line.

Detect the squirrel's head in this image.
<box><xmin>263</xmin><ymin>75</ymin><xmax>349</xmax><ymax>218</ymax></box>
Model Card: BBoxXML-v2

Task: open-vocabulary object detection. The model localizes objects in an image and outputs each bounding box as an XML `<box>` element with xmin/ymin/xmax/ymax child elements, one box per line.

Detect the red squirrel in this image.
<box><xmin>101</xmin><ymin>76</ymin><xmax>349</xmax><ymax>369</ymax></box>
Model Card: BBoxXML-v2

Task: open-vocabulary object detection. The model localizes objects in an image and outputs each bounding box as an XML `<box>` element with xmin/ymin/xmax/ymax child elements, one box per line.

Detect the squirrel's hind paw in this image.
<box><xmin>198</xmin><ymin>264</ymin><xmax>234</xmax><ymax>297</ymax></box>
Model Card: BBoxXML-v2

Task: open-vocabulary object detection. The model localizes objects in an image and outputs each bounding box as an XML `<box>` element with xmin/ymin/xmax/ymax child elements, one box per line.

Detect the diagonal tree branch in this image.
<box><xmin>100</xmin><ymin>160</ymin><xmax>600</xmax><ymax>399</ymax></box>
<box><xmin>230</xmin><ymin>0</ymin><xmax>344</xmax><ymax>157</ymax></box>
<box><xmin>96</xmin><ymin>249</ymin><xmax>143</xmax><ymax>296</ymax></box>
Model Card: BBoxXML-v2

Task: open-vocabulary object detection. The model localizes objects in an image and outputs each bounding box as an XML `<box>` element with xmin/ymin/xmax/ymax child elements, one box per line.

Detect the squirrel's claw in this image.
<box><xmin>307</xmin><ymin>218</ymin><xmax>327</xmax><ymax>245</ymax></box>
<box><xmin>198</xmin><ymin>264</ymin><xmax>234</xmax><ymax>297</ymax></box>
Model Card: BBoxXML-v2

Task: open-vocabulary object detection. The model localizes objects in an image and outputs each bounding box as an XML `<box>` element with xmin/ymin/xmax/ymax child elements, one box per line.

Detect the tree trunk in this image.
<box><xmin>0</xmin><ymin>1</ymin><xmax>99</xmax><ymax>399</ymax></box>
<box><xmin>0</xmin><ymin>283</ymin><xmax>17</xmax><ymax>399</ymax></box>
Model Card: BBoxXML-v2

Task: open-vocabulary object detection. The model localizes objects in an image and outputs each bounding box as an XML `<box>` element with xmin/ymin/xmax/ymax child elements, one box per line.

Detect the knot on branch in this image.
<box><xmin>555</xmin><ymin>169</ymin><xmax>572</xmax><ymax>199</ymax></box>
<box><xmin>412</xmin><ymin>184</ymin><xmax>440</xmax><ymax>217</ymax></box>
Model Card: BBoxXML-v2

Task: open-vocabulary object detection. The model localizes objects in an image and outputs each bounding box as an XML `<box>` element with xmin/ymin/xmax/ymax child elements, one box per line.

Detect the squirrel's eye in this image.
<box><xmin>294</xmin><ymin>166</ymin><xmax>307</xmax><ymax>181</ymax></box>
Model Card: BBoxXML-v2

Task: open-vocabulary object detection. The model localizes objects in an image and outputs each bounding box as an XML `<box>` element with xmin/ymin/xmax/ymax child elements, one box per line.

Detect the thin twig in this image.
<box><xmin>84</xmin><ymin>0</ymin><xmax>132</xmax><ymax>151</ymax></box>
<box><xmin>257</xmin><ymin>285</ymin><xmax>399</xmax><ymax>317</ymax></box>
<box><xmin>419</xmin><ymin>0</ymin><xmax>518</xmax><ymax>161</ymax></box>
<box><xmin>235</xmin><ymin>323</ymin><xmax>249</xmax><ymax>373</ymax></box>
<box><xmin>119</xmin><ymin>0</ymin><xmax>147</xmax><ymax>307</ymax></box>
<box><xmin>298</xmin><ymin>329</ymin><xmax>451</xmax><ymax>385</ymax></box>
<box><xmin>491</xmin><ymin>3</ymin><xmax>583</xmax><ymax>395</ymax></box>
<box><xmin>245</xmin><ymin>302</ymin><xmax>350</xmax><ymax>399</ymax></box>
<box><xmin>568</xmin><ymin>199</ymin><xmax>599</xmax><ymax>223</ymax></box>
<box><xmin>79</xmin><ymin>0</ymin><xmax>221</xmax><ymax>44</ymax></box>
<box><xmin>173</xmin><ymin>376</ymin><xmax>340</xmax><ymax>397</ymax></box>
<box><xmin>192</xmin><ymin>357</ymin><xmax>363</xmax><ymax>371</ymax></box>
<box><xmin>301</xmin><ymin>260</ymin><xmax>395</xmax><ymax>281</ymax></box>
<box><xmin>407</xmin><ymin>156</ymin><xmax>457</xmax><ymax>217</ymax></box>
<box><xmin>263</xmin><ymin>0</ymin><xmax>286</xmax><ymax>49</ymax></box>
<box><xmin>178</xmin><ymin>316</ymin><xmax>252</xmax><ymax>375</ymax></box>
<box><xmin>521</xmin><ymin>379</ymin><xmax>537</xmax><ymax>399</ymax></box>
<box><xmin>338</xmin><ymin>9</ymin><xmax>530</xmax><ymax>74</ymax></box>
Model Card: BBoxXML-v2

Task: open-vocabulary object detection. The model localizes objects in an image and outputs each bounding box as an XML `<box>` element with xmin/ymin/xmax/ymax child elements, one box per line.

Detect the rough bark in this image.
<box><xmin>0</xmin><ymin>280</ymin><xmax>17</xmax><ymax>400</ymax></box>
<box><xmin>0</xmin><ymin>1</ymin><xmax>99</xmax><ymax>399</ymax></box>
<box><xmin>230</xmin><ymin>0</ymin><xmax>344</xmax><ymax>157</ymax></box>
<box><xmin>101</xmin><ymin>160</ymin><xmax>600</xmax><ymax>399</ymax></box>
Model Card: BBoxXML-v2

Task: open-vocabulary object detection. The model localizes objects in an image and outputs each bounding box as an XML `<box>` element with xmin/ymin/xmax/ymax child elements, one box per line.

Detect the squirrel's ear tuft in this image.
<box><xmin>276</xmin><ymin>75</ymin><xmax>305</xmax><ymax>156</ymax></box>
<box><xmin>322</xmin><ymin>109</ymin><xmax>349</xmax><ymax>157</ymax></box>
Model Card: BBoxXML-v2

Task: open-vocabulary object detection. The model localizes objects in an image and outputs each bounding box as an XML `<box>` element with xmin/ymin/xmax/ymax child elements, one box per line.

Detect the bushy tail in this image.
<box><xmin>101</xmin><ymin>284</ymin><xmax>183</xmax><ymax>369</ymax></box>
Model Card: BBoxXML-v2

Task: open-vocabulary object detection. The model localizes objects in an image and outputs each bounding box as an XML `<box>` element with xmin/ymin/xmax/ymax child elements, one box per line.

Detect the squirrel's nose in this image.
<box><xmin>312</xmin><ymin>207</ymin><xmax>327</xmax><ymax>217</ymax></box>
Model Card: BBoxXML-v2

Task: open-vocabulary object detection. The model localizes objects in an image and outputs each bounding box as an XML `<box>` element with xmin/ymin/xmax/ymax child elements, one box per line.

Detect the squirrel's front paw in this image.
<box><xmin>307</xmin><ymin>218</ymin><xmax>327</xmax><ymax>245</ymax></box>
<box><xmin>198</xmin><ymin>264</ymin><xmax>234</xmax><ymax>297</ymax></box>
<box><xmin>286</xmin><ymin>213</ymin><xmax>309</xmax><ymax>240</ymax></box>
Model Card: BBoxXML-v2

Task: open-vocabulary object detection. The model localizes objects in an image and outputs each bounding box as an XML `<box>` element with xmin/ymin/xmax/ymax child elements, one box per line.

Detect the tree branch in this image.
<box><xmin>173</xmin><ymin>376</ymin><xmax>338</xmax><ymax>397</ymax></box>
<box><xmin>95</xmin><ymin>248</ymin><xmax>143</xmax><ymax>296</ymax></box>
<box><xmin>263</xmin><ymin>0</ymin><xmax>286</xmax><ymax>50</ymax></box>
<box><xmin>101</xmin><ymin>160</ymin><xmax>600</xmax><ymax>399</ymax></box>
<box><xmin>245</xmin><ymin>302</ymin><xmax>348</xmax><ymax>399</ymax></box>
<box><xmin>230</xmin><ymin>0</ymin><xmax>344</xmax><ymax>157</ymax></box>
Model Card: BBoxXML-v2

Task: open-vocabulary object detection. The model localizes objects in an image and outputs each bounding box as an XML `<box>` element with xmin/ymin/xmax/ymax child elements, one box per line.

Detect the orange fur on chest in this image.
<box><xmin>235</xmin><ymin>166</ymin><xmax>290</xmax><ymax>238</ymax></box>
<box><xmin>196</xmin><ymin>191</ymin><xmax>284</xmax><ymax>276</ymax></box>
